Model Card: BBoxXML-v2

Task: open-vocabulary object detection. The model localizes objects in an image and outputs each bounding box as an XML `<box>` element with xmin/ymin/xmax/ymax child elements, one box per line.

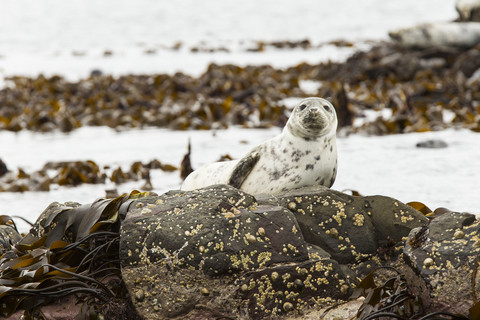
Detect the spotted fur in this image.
<box><xmin>181</xmin><ymin>97</ymin><xmax>338</xmax><ymax>195</ymax></box>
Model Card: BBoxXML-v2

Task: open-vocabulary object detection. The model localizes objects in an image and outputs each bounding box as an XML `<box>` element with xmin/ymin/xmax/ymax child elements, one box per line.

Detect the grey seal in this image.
<box><xmin>181</xmin><ymin>97</ymin><xmax>338</xmax><ymax>195</ymax></box>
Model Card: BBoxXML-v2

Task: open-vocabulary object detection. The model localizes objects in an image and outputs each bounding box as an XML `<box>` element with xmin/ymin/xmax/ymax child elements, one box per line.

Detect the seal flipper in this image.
<box><xmin>228</xmin><ymin>150</ymin><xmax>261</xmax><ymax>189</ymax></box>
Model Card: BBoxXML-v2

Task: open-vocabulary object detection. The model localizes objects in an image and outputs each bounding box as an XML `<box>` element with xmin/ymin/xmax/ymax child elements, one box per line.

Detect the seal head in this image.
<box><xmin>287</xmin><ymin>97</ymin><xmax>337</xmax><ymax>140</ymax></box>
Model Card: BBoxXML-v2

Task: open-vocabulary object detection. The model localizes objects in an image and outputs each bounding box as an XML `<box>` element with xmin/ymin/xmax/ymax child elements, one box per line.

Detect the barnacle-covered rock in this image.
<box><xmin>403</xmin><ymin>211</ymin><xmax>480</xmax><ymax>315</ymax></box>
<box><xmin>270</xmin><ymin>186</ymin><xmax>428</xmax><ymax>265</ymax></box>
<box><xmin>119</xmin><ymin>185</ymin><xmax>427</xmax><ymax>319</ymax></box>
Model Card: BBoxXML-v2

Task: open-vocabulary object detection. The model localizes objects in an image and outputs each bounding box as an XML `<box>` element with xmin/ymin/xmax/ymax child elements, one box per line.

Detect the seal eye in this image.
<box><xmin>323</xmin><ymin>105</ymin><xmax>331</xmax><ymax>112</ymax></box>
<box><xmin>299</xmin><ymin>104</ymin><xmax>307</xmax><ymax>111</ymax></box>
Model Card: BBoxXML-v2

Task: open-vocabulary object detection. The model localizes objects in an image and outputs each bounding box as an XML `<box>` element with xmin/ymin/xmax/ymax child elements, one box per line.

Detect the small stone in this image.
<box><xmin>135</xmin><ymin>289</ymin><xmax>145</xmax><ymax>302</ymax></box>
<box><xmin>224</xmin><ymin>212</ymin><xmax>235</xmax><ymax>218</ymax></box>
<box><xmin>258</xmin><ymin>227</ymin><xmax>266</xmax><ymax>237</ymax></box>
<box><xmin>271</xmin><ymin>271</ymin><xmax>279</xmax><ymax>282</ymax></box>
<box><xmin>326</xmin><ymin>228</ymin><xmax>339</xmax><ymax>238</ymax></box>
<box><xmin>246</xmin><ymin>233</ymin><xmax>256</xmax><ymax>244</ymax></box>
<box><xmin>416</xmin><ymin>139</ymin><xmax>448</xmax><ymax>148</ymax></box>
<box><xmin>340</xmin><ymin>284</ymin><xmax>349</xmax><ymax>294</ymax></box>
<box><xmin>201</xmin><ymin>287</ymin><xmax>210</xmax><ymax>295</ymax></box>
<box><xmin>473</xmin><ymin>238</ymin><xmax>480</xmax><ymax>248</ymax></box>
<box><xmin>241</xmin><ymin>284</ymin><xmax>248</xmax><ymax>292</ymax></box>
<box><xmin>454</xmin><ymin>230</ymin><xmax>465</xmax><ymax>239</ymax></box>
<box><xmin>424</xmin><ymin>257</ymin><xmax>434</xmax><ymax>267</ymax></box>
<box><xmin>153</xmin><ymin>305</ymin><xmax>160</xmax><ymax>312</ymax></box>
<box><xmin>199</xmin><ymin>245</ymin><xmax>205</xmax><ymax>253</ymax></box>
<box><xmin>283</xmin><ymin>302</ymin><xmax>294</xmax><ymax>312</ymax></box>
<box><xmin>293</xmin><ymin>279</ymin><xmax>304</xmax><ymax>289</ymax></box>
<box><xmin>288</xmin><ymin>202</ymin><xmax>297</xmax><ymax>210</ymax></box>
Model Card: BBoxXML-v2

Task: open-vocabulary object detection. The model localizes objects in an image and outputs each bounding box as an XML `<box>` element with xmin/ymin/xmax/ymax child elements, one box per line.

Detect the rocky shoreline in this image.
<box><xmin>1</xmin><ymin>2</ymin><xmax>479</xmax><ymax>318</ymax></box>
<box><xmin>0</xmin><ymin>185</ymin><xmax>478</xmax><ymax>319</ymax></box>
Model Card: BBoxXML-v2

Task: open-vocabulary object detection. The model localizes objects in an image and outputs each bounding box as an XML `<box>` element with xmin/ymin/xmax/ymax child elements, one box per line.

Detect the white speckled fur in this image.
<box><xmin>181</xmin><ymin>97</ymin><xmax>338</xmax><ymax>195</ymax></box>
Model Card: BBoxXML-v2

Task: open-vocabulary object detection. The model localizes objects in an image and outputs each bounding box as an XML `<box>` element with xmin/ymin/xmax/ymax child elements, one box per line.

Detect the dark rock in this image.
<box><xmin>452</xmin><ymin>48</ymin><xmax>480</xmax><ymax>77</ymax></box>
<box><xmin>120</xmin><ymin>185</ymin><xmax>315</xmax><ymax>319</ymax></box>
<box><xmin>403</xmin><ymin>211</ymin><xmax>480</xmax><ymax>314</ymax></box>
<box><xmin>416</xmin><ymin>139</ymin><xmax>448</xmax><ymax>148</ymax></box>
<box><xmin>0</xmin><ymin>159</ymin><xmax>7</xmax><ymax>177</ymax></box>
<box><xmin>120</xmin><ymin>185</ymin><xmax>307</xmax><ymax>274</ymax></box>
<box><xmin>90</xmin><ymin>69</ymin><xmax>103</xmax><ymax>77</ymax></box>
<box><xmin>236</xmin><ymin>259</ymin><xmax>353</xmax><ymax>318</ymax></box>
<box><xmin>119</xmin><ymin>184</ymin><xmax>427</xmax><ymax>319</ymax></box>
<box><xmin>273</xmin><ymin>186</ymin><xmax>428</xmax><ymax>264</ymax></box>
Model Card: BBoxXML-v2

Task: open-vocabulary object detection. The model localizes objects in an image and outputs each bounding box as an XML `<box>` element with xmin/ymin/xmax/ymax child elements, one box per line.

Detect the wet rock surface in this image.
<box><xmin>270</xmin><ymin>187</ymin><xmax>428</xmax><ymax>264</ymax></box>
<box><xmin>119</xmin><ymin>185</ymin><xmax>428</xmax><ymax>319</ymax></box>
<box><xmin>403</xmin><ymin>211</ymin><xmax>480</xmax><ymax>315</ymax></box>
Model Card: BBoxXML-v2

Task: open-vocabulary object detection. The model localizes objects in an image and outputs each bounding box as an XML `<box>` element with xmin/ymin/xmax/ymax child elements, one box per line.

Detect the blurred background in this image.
<box><xmin>0</xmin><ymin>0</ymin><xmax>479</xmax><ymax>231</ymax></box>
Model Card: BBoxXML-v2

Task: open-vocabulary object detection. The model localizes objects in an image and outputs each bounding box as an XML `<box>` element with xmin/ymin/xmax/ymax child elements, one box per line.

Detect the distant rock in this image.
<box><xmin>404</xmin><ymin>211</ymin><xmax>480</xmax><ymax>315</ymax></box>
<box><xmin>456</xmin><ymin>0</ymin><xmax>480</xmax><ymax>21</ymax></box>
<box><xmin>0</xmin><ymin>159</ymin><xmax>7</xmax><ymax>177</ymax></box>
<box><xmin>389</xmin><ymin>22</ymin><xmax>480</xmax><ymax>48</ymax></box>
<box><xmin>416</xmin><ymin>139</ymin><xmax>448</xmax><ymax>148</ymax></box>
<box><xmin>452</xmin><ymin>46</ymin><xmax>480</xmax><ymax>77</ymax></box>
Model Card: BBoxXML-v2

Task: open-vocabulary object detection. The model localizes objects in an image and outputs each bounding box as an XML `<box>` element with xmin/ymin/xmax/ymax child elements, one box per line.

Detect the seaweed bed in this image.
<box><xmin>1</xmin><ymin>42</ymin><xmax>479</xmax><ymax>135</ymax></box>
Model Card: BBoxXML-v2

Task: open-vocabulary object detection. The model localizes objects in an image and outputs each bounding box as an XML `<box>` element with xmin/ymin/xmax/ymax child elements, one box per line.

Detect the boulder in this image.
<box><xmin>456</xmin><ymin>0</ymin><xmax>480</xmax><ymax>21</ymax></box>
<box><xmin>119</xmin><ymin>184</ymin><xmax>428</xmax><ymax>319</ymax></box>
<box><xmin>403</xmin><ymin>211</ymin><xmax>480</xmax><ymax>314</ymax></box>
<box><xmin>389</xmin><ymin>22</ymin><xmax>480</xmax><ymax>48</ymax></box>
<box><xmin>119</xmin><ymin>185</ymin><xmax>344</xmax><ymax>319</ymax></box>
<box><xmin>271</xmin><ymin>186</ymin><xmax>428</xmax><ymax>264</ymax></box>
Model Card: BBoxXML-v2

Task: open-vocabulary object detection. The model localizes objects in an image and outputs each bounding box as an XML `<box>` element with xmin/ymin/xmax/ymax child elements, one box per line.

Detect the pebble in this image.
<box><xmin>135</xmin><ymin>289</ymin><xmax>145</xmax><ymax>302</ymax></box>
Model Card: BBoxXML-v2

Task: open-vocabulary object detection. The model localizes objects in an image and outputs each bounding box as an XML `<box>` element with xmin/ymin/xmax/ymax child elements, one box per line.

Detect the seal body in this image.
<box><xmin>181</xmin><ymin>97</ymin><xmax>338</xmax><ymax>195</ymax></box>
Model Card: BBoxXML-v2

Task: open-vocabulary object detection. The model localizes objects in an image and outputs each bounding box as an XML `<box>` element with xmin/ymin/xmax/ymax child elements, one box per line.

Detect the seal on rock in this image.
<box><xmin>181</xmin><ymin>97</ymin><xmax>338</xmax><ymax>195</ymax></box>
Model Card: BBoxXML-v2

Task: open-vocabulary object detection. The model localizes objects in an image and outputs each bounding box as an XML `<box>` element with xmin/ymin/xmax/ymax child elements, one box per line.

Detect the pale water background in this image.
<box><xmin>1</xmin><ymin>0</ymin><xmax>479</xmax><ymax>231</ymax></box>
